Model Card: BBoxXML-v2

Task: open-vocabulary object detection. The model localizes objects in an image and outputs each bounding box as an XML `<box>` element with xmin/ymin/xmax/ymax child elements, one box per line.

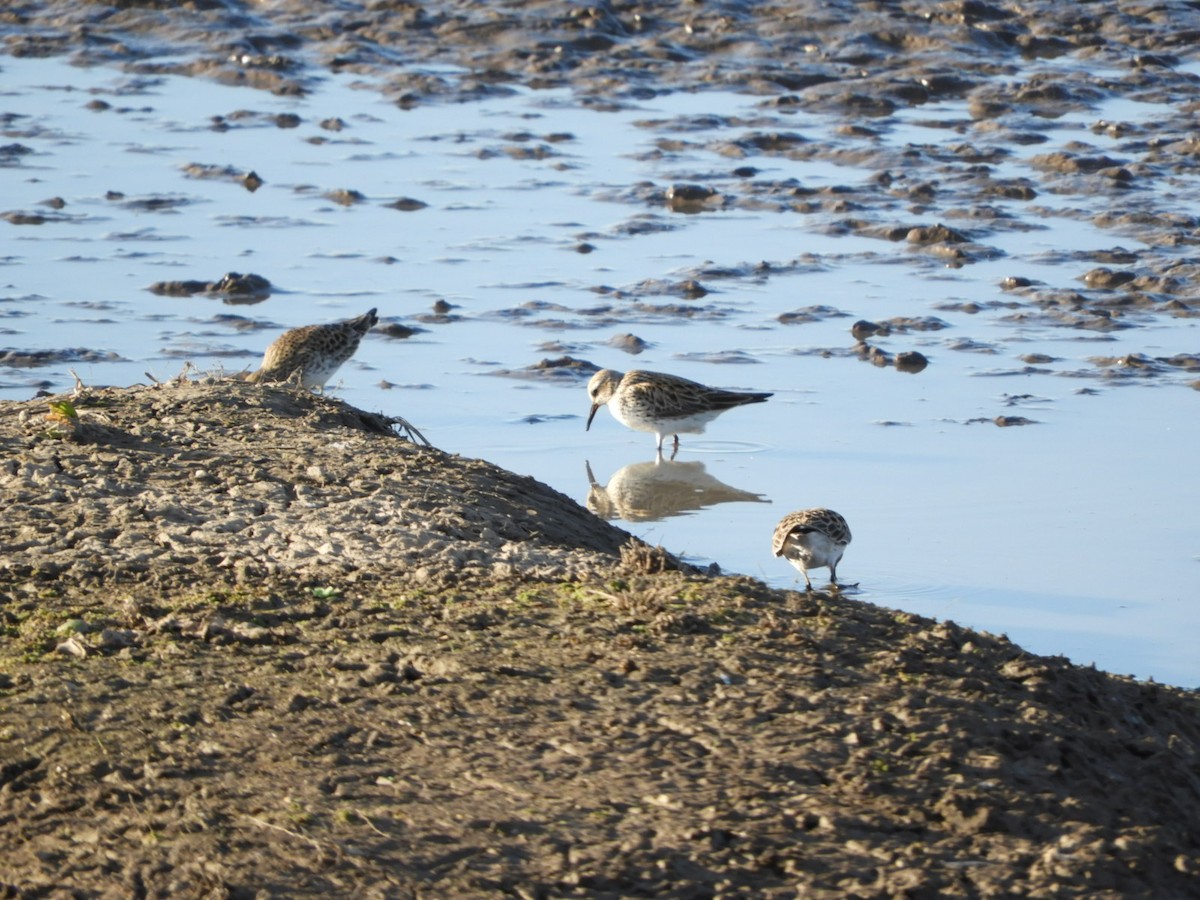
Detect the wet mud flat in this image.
<box><xmin>0</xmin><ymin>380</ymin><xmax>1198</xmax><ymax>898</ymax></box>
<box><xmin>7</xmin><ymin>0</ymin><xmax>1200</xmax><ymax>111</ymax></box>
<box><xmin>3</xmin><ymin>0</ymin><xmax>1200</xmax><ymax>395</ymax></box>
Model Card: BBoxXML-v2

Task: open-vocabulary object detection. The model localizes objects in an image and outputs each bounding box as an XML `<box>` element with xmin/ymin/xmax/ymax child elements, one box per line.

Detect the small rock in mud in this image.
<box><xmin>384</xmin><ymin>197</ymin><xmax>428</xmax><ymax>211</ymax></box>
<box><xmin>325</xmin><ymin>188</ymin><xmax>366</xmax><ymax>206</ymax></box>
<box><xmin>181</xmin><ymin>163</ymin><xmax>260</xmax><ymax>192</ymax></box>
<box><xmin>147</xmin><ymin>279</ymin><xmax>212</xmax><ymax>297</ymax></box>
<box><xmin>890</xmin><ymin>316</ymin><xmax>951</xmax><ymax>332</ymax></box>
<box><xmin>947</xmin><ymin>338</ymin><xmax>998</xmax><ymax>354</ymax></box>
<box><xmin>211</xmin><ymin>314</ymin><xmax>260</xmax><ymax>333</ymax></box>
<box><xmin>779</xmin><ymin>305</ymin><xmax>848</xmax><ymax>326</ymax></box>
<box><xmin>856</xmin><ymin>223</ymin><xmax>925</xmax><ymax>242</ymax></box>
<box><xmin>212</xmin><ymin>272</ymin><xmax>273</xmax><ymax>298</ymax></box>
<box><xmin>531</xmin><ymin>355</ymin><xmax>595</xmax><ymax>374</ymax></box>
<box><xmin>0</xmin><ymin>142</ymin><xmax>33</xmax><ymax>162</ymax></box>
<box><xmin>855</xmin><ymin>342</ymin><xmax>893</xmax><ymax>368</ymax></box>
<box><xmin>1090</xmin><ymin>353</ymin><xmax>1164</xmax><ymax>375</ymax></box>
<box><xmin>377</xmin><ymin>323</ymin><xmax>424</xmax><ymax>340</ymax></box>
<box><xmin>1158</xmin><ymin>353</ymin><xmax>1200</xmax><ymax>371</ymax></box>
<box><xmin>610</xmin><ymin>214</ymin><xmax>680</xmax><ymax>237</ymax></box>
<box><xmin>907</xmin><ymin>223</ymin><xmax>969</xmax><ymax>244</ymax></box>
<box><xmin>119</xmin><ymin>194</ymin><xmax>191</xmax><ymax>213</ymax></box>
<box><xmin>492</xmin><ymin>356</ymin><xmax>598</xmax><ymax>382</ymax></box>
<box><xmin>895</xmin><ymin>351</ymin><xmax>929</xmax><ymax>374</ymax></box>
<box><xmin>625</xmin><ymin>278</ymin><xmax>711</xmax><ymax>300</ymax></box>
<box><xmin>851</xmin><ymin>319</ymin><xmax>885</xmax><ymax>340</ymax></box>
<box><xmin>666</xmin><ymin>183</ymin><xmax>721</xmax><ymax>214</ymax></box>
<box><xmin>148</xmin><ymin>272</ymin><xmax>272</xmax><ymax>303</ymax></box>
<box><xmin>2</xmin><ymin>211</ymin><xmax>49</xmax><ymax>225</ymax></box>
<box><xmin>1001</xmin><ymin>276</ymin><xmax>1036</xmax><ymax>290</ymax></box>
<box><xmin>1083</xmin><ymin>267</ymin><xmax>1136</xmax><ymax>289</ymax></box>
<box><xmin>414</xmin><ymin>300</ymin><xmax>462</xmax><ymax>324</ymax></box>
<box><xmin>1029</xmin><ymin>152</ymin><xmax>1126</xmax><ymax>175</ymax></box>
<box><xmin>0</xmin><ymin>348</ymin><xmax>122</xmax><ymax>368</ymax></box>
<box><xmin>852</xmin><ymin>317</ymin><xmax>948</xmax><ymax>339</ymax></box>
<box><xmin>607</xmin><ymin>333</ymin><xmax>649</xmax><ymax>354</ymax></box>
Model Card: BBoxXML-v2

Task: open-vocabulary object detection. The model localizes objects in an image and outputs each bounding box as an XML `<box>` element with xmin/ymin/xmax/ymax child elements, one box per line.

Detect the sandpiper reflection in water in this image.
<box><xmin>586</xmin><ymin>457</ymin><xmax>768</xmax><ymax>523</ymax></box>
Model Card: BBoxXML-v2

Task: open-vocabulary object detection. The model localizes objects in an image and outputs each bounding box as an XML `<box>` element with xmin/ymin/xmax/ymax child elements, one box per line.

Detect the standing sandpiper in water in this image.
<box><xmin>772</xmin><ymin>508</ymin><xmax>853</xmax><ymax>590</ymax></box>
<box><xmin>585</xmin><ymin>368</ymin><xmax>772</xmax><ymax>455</ymax></box>
<box><xmin>248</xmin><ymin>308</ymin><xmax>378</xmax><ymax>388</ymax></box>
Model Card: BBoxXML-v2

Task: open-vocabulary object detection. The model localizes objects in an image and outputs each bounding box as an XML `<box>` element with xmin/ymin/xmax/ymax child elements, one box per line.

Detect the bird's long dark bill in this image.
<box><xmin>586</xmin><ymin>403</ymin><xmax>600</xmax><ymax>431</ymax></box>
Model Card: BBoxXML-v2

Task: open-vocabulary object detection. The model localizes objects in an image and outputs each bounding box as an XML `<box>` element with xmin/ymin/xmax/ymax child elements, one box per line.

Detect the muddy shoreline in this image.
<box><xmin>1</xmin><ymin>379</ymin><xmax>1198</xmax><ymax>897</ymax></box>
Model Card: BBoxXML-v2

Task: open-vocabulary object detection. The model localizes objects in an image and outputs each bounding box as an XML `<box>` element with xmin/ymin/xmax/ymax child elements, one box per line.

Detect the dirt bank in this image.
<box><xmin>0</xmin><ymin>380</ymin><xmax>1197</xmax><ymax>898</ymax></box>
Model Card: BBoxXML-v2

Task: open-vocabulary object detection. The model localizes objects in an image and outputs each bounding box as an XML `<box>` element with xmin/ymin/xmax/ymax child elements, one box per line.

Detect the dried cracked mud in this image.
<box><xmin>1</xmin><ymin>379</ymin><xmax>1198</xmax><ymax>898</ymax></box>
<box><xmin>3</xmin><ymin>1</ymin><xmax>1200</xmax><ymax>897</ymax></box>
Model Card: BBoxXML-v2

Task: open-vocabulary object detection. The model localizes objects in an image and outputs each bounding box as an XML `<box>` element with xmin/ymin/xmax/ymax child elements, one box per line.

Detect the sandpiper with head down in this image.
<box><xmin>248</xmin><ymin>308</ymin><xmax>378</xmax><ymax>389</ymax></box>
<box><xmin>585</xmin><ymin>368</ymin><xmax>772</xmax><ymax>456</ymax></box>
<box><xmin>772</xmin><ymin>508</ymin><xmax>852</xmax><ymax>591</ymax></box>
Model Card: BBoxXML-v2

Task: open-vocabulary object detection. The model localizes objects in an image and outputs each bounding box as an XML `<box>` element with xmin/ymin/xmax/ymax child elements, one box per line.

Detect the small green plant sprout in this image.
<box><xmin>43</xmin><ymin>399</ymin><xmax>80</xmax><ymax>438</ymax></box>
<box><xmin>47</xmin><ymin>399</ymin><xmax>78</xmax><ymax>422</ymax></box>
<box><xmin>311</xmin><ymin>586</ymin><xmax>340</xmax><ymax>600</ymax></box>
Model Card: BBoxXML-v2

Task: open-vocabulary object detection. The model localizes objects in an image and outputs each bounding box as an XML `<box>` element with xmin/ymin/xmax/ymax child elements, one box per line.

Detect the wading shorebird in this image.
<box><xmin>585</xmin><ymin>368</ymin><xmax>772</xmax><ymax>455</ymax></box>
<box><xmin>772</xmin><ymin>508</ymin><xmax>853</xmax><ymax>591</ymax></box>
<box><xmin>248</xmin><ymin>308</ymin><xmax>378</xmax><ymax>388</ymax></box>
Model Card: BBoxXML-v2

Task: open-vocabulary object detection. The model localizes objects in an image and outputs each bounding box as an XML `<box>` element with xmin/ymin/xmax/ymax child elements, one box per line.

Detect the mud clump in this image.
<box><xmin>0</xmin><ymin>348</ymin><xmax>122</xmax><ymax>368</ymax></box>
<box><xmin>148</xmin><ymin>271</ymin><xmax>273</xmax><ymax>303</ymax></box>
<box><xmin>0</xmin><ymin>379</ymin><xmax>632</xmax><ymax>590</ymax></box>
<box><xmin>0</xmin><ymin>380</ymin><xmax>1198</xmax><ymax>897</ymax></box>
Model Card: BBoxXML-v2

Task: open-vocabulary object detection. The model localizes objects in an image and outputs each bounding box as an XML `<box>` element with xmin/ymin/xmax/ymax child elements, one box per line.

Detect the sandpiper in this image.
<box><xmin>771</xmin><ymin>508</ymin><xmax>852</xmax><ymax>590</ymax></box>
<box><xmin>248</xmin><ymin>308</ymin><xmax>378</xmax><ymax>388</ymax></box>
<box><xmin>585</xmin><ymin>368</ymin><xmax>772</xmax><ymax>455</ymax></box>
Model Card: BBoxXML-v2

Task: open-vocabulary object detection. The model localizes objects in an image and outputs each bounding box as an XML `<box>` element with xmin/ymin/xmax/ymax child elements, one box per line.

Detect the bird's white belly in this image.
<box><xmin>786</xmin><ymin>532</ymin><xmax>844</xmax><ymax>569</ymax></box>
<box><xmin>300</xmin><ymin>359</ymin><xmax>344</xmax><ymax>388</ymax></box>
<box><xmin>610</xmin><ymin>403</ymin><xmax>717</xmax><ymax>435</ymax></box>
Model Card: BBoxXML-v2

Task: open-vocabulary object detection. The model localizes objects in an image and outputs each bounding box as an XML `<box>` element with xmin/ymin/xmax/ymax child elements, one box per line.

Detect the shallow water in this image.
<box><xmin>2</xmin><ymin>55</ymin><xmax>1197</xmax><ymax>687</ymax></box>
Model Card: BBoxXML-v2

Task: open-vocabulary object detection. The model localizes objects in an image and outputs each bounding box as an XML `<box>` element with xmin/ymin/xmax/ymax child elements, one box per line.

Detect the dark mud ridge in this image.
<box><xmin>0</xmin><ymin>380</ymin><xmax>1197</xmax><ymax>898</ymax></box>
<box><xmin>6</xmin><ymin>0</ymin><xmax>1200</xmax><ymax>110</ymax></box>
